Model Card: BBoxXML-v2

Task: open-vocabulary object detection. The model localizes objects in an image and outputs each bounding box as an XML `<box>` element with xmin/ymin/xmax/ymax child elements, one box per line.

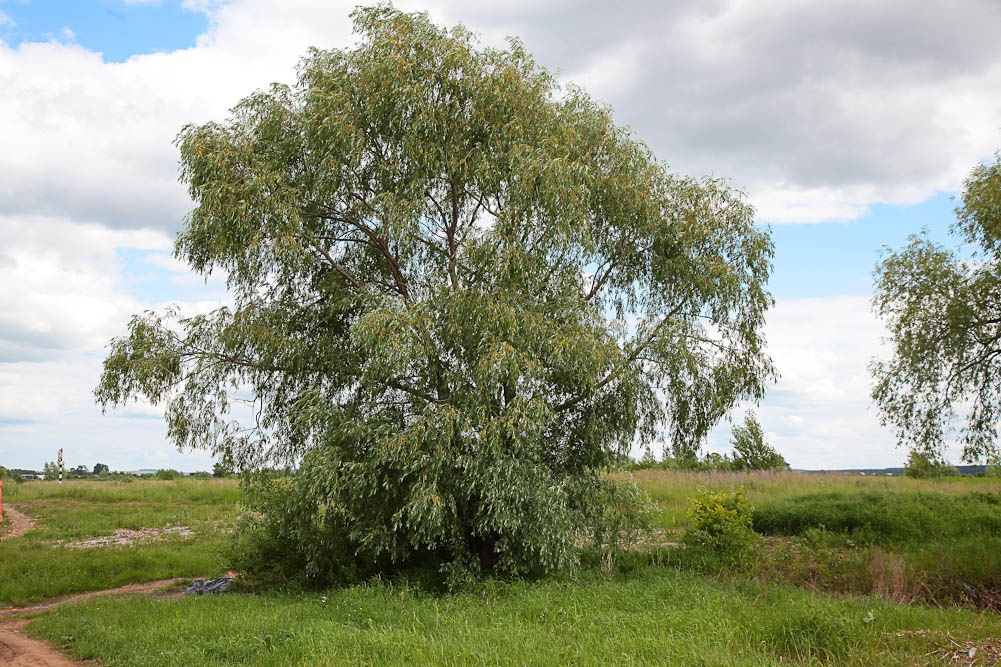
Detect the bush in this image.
<box><xmin>684</xmin><ymin>488</ymin><xmax>758</xmax><ymax>564</ymax></box>
<box><xmin>0</xmin><ymin>467</ymin><xmax>23</xmax><ymax>498</ymax></box>
<box><xmin>154</xmin><ymin>469</ymin><xmax>178</xmax><ymax>481</ymax></box>
<box><xmin>232</xmin><ymin>459</ymin><xmax>657</xmax><ymax>590</ymax></box>
<box><xmin>227</xmin><ymin>472</ymin><xmax>355</xmax><ymax>588</ymax></box>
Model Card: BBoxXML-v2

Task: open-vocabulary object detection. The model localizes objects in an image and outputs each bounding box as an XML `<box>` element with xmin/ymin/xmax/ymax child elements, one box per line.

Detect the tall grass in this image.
<box><xmin>752</xmin><ymin>490</ymin><xmax>1001</xmax><ymax>543</ymax></box>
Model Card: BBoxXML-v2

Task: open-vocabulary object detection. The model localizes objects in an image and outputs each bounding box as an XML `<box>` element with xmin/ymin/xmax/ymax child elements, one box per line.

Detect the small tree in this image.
<box><xmin>97</xmin><ymin>6</ymin><xmax>774</xmax><ymax>583</ymax></box>
<box><xmin>730</xmin><ymin>412</ymin><xmax>788</xmax><ymax>471</ymax></box>
<box><xmin>42</xmin><ymin>462</ymin><xmax>58</xmax><ymax>481</ymax></box>
<box><xmin>872</xmin><ymin>152</ymin><xmax>1001</xmax><ymax>463</ymax></box>
<box><xmin>903</xmin><ymin>450</ymin><xmax>960</xmax><ymax>479</ymax></box>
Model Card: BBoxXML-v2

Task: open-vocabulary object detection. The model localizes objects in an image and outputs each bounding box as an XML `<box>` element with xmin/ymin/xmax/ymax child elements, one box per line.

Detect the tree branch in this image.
<box><xmin>555</xmin><ymin>297</ymin><xmax>690</xmax><ymax>412</ymax></box>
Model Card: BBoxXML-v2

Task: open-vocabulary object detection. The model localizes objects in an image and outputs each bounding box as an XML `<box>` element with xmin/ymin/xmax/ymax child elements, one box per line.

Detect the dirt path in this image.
<box><xmin>0</xmin><ymin>621</ymin><xmax>86</xmax><ymax>666</ymax></box>
<box><xmin>0</xmin><ymin>579</ymin><xmax>188</xmax><ymax>620</ymax></box>
<box><xmin>0</xmin><ymin>506</ymin><xmax>35</xmax><ymax>541</ymax></box>
<box><xmin>0</xmin><ymin>579</ymin><xmax>189</xmax><ymax>666</ymax></box>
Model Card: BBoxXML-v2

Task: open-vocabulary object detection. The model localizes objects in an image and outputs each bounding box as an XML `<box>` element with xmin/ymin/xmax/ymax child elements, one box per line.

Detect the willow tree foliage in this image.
<box><xmin>97</xmin><ymin>6</ymin><xmax>774</xmax><ymax>581</ymax></box>
<box><xmin>872</xmin><ymin>151</ymin><xmax>1001</xmax><ymax>463</ymax></box>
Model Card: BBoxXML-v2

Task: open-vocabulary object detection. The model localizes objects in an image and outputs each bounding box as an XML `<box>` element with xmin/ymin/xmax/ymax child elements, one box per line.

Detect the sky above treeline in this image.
<box><xmin>1</xmin><ymin>0</ymin><xmax>1000</xmax><ymax>472</ymax></box>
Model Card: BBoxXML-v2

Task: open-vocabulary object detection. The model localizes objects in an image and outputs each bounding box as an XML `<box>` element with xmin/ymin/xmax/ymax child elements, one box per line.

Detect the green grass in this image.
<box><xmin>5</xmin><ymin>477</ymin><xmax>242</xmax><ymax>506</ymax></box>
<box><xmin>25</xmin><ymin>566</ymin><xmax>1001</xmax><ymax>666</ymax></box>
<box><xmin>752</xmin><ymin>490</ymin><xmax>1001</xmax><ymax>544</ymax></box>
<box><xmin>0</xmin><ymin>479</ymin><xmax>240</xmax><ymax>605</ymax></box>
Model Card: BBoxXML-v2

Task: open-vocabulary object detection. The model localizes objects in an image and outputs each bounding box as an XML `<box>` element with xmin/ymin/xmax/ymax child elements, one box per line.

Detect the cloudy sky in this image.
<box><xmin>1</xmin><ymin>0</ymin><xmax>999</xmax><ymax>472</ymax></box>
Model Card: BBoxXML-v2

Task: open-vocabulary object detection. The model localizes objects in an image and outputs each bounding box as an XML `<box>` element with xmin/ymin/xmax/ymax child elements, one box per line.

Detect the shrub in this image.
<box><xmin>684</xmin><ymin>488</ymin><xmax>758</xmax><ymax>563</ymax></box>
<box><xmin>232</xmin><ymin>461</ymin><xmax>656</xmax><ymax>589</ymax></box>
<box><xmin>0</xmin><ymin>467</ymin><xmax>23</xmax><ymax>498</ymax></box>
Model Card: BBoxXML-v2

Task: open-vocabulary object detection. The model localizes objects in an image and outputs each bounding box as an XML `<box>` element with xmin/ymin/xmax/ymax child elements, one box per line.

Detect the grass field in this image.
<box><xmin>3</xmin><ymin>472</ymin><xmax>1000</xmax><ymax>665</ymax></box>
<box><xmin>0</xmin><ymin>479</ymin><xmax>240</xmax><ymax>604</ymax></box>
<box><xmin>23</xmin><ymin>566</ymin><xmax>1001</xmax><ymax>666</ymax></box>
<box><xmin>621</xmin><ymin>470</ymin><xmax>1001</xmax><ymax>610</ymax></box>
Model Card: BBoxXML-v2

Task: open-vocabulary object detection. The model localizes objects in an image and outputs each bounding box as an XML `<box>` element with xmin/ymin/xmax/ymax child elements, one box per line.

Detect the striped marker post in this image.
<box><xmin>58</xmin><ymin>448</ymin><xmax>63</xmax><ymax>485</ymax></box>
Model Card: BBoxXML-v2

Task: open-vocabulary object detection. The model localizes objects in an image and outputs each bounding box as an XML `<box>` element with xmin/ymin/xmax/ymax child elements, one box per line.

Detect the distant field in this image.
<box><xmin>3</xmin><ymin>473</ymin><xmax>1000</xmax><ymax>665</ymax></box>
<box><xmin>620</xmin><ymin>468</ymin><xmax>1001</xmax><ymax>530</ymax></box>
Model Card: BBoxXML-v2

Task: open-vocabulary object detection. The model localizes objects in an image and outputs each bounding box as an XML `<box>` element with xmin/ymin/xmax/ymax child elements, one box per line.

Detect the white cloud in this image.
<box><xmin>0</xmin><ymin>217</ymin><xmax>171</xmax><ymax>361</ymax></box>
<box><xmin>0</xmin><ymin>214</ymin><xmax>227</xmax><ymax>470</ymax></box>
<box><xmin>0</xmin><ymin>410</ymin><xmax>220</xmax><ymax>474</ymax></box>
<box><xmin>1</xmin><ymin>0</ymin><xmax>998</xmax><ymax>231</ymax></box>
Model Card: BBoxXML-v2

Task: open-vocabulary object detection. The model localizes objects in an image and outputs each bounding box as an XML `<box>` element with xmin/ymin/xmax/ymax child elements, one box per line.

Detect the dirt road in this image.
<box><xmin>0</xmin><ymin>621</ymin><xmax>81</xmax><ymax>666</ymax></box>
<box><xmin>0</xmin><ymin>506</ymin><xmax>35</xmax><ymax>541</ymax></box>
<box><xmin>0</xmin><ymin>579</ymin><xmax>188</xmax><ymax>621</ymax></box>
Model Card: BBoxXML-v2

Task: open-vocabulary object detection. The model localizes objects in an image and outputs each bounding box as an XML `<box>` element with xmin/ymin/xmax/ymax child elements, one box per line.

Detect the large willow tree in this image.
<box><xmin>97</xmin><ymin>6</ymin><xmax>774</xmax><ymax>582</ymax></box>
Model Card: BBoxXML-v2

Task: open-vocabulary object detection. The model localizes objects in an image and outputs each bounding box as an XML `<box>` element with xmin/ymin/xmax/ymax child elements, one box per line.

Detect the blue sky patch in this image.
<box><xmin>1</xmin><ymin>0</ymin><xmax>209</xmax><ymax>62</ymax></box>
<box><xmin>768</xmin><ymin>192</ymin><xmax>959</xmax><ymax>299</ymax></box>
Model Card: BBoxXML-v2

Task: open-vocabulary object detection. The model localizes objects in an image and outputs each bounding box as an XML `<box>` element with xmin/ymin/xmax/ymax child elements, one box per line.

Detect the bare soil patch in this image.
<box><xmin>0</xmin><ymin>578</ymin><xmax>202</xmax><ymax>665</ymax></box>
<box><xmin>59</xmin><ymin>526</ymin><xmax>194</xmax><ymax>549</ymax></box>
<box><xmin>0</xmin><ymin>507</ymin><xmax>35</xmax><ymax>542</ymax></box>
<box><xmin>0</xmin><ymin>620</ymin><xmax>87</xmax><ymax>666</ymax></box>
